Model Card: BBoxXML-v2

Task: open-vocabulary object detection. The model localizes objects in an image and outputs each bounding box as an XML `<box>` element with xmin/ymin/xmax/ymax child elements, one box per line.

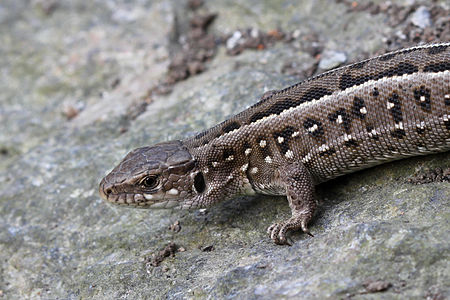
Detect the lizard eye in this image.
<box><xmin>141</xmin><ymin>176</ymin><xmax>158</xmax><ymax>189</ymax></box>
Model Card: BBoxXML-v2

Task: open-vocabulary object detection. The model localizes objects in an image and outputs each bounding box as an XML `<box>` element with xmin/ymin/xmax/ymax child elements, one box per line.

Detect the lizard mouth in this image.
<box><xmin>99</xmin><ymin>181</ymin><xmax>181</xmax><ymax>209</ymax></box>
<box><xmin>103</xmin><ymin>192</ymin><xmax>181</xmax><ymax>208</ymax></box>
<box><xmin>103</xmin><ymin>192</ymin><xmax>152</xmax><ymax>206</ymax></box>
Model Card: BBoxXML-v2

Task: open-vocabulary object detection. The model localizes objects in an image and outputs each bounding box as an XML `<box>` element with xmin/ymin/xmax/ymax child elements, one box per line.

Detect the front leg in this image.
<box><xmin>268</xmin><ymin>162</ymin><xmax>317</xmax><ymax>245</ymax></box>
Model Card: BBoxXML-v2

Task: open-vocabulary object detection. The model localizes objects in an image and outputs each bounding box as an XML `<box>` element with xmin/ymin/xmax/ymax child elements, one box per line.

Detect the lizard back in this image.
<box><xmin>185</xmin><ymin>43</ymin><xmax>450</xmax><ymax>185</ymax></box>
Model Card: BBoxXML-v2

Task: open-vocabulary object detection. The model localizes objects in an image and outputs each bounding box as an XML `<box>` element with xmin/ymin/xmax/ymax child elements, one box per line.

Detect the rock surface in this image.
<box><xmin>0</xmin><ymin>0</ymin><xmax>449</xmax><ymax>299</ymax></box>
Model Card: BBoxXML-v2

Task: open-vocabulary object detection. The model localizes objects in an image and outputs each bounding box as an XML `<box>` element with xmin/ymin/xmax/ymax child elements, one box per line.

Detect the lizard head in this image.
<box><xmin>99</xmin><ymin>140</ymin><xmax>205</xmax><ymax>209</ymax></box>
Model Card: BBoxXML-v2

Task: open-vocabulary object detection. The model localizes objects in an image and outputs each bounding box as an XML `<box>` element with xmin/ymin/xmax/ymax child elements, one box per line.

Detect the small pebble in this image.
<box><xmin>410</xmin><ymin>6</ymin><xmax>431</xmax><ymax>29</ymax></box>
<box><xmin>318</xmin><ymin>50</ymin><xmax>347</xmax><ymax>70</ymax></box>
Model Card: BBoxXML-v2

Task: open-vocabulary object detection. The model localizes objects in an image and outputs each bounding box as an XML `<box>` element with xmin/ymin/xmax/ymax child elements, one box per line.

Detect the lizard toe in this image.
<box><xmin>268</xmin><ymin>222</ymin><xmax>291</xmax><ymax>245</ymax></box>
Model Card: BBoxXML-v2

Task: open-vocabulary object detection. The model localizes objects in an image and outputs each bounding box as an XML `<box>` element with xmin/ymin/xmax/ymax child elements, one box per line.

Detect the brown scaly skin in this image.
<box><xmin>100</xmin><ymin>43</ymin><xmax>450</xmax><ymax>245</ymax></box>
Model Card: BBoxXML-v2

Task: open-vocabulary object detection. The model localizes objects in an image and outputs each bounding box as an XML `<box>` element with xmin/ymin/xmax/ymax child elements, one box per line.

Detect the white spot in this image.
<box><xmin>250</xmin><ymin>167</ymin><xmax>258</xmax><ymax>174</ymax></box>
<box><xmin>285</xmin><ymin>150</ymin><xmax>294</xmax><ymax>159</ymax></box>
<box><xmin>370</xmin><ymin>129</ymin><xmax>379</xmax><ymax>136</ymax></box>
<box><xmin>302</xmin><ymin>153</ymin><xmax>313</xmax><ymax>163</ymax></box>
<box><xmin>336</xmin><ymin>115</ymin><xmax>343</xmax><ymax>124</ymax></box>
<box><xmin>308</xmin><ymin>124</ymin><xmax>318</xmax><ymax>133</ymax></box>
<box><xmin>144</xmin><ymin>194</ymin><xmax>154</xmax><ymax>200</ymax></box>
<box><xmin>226</xmin><ymin>31</ymin><xmax>242</xmax><ymax>49</ymax></box>
<box><xmin>318</xmin><ymin>144</ymin><xmax>330</xmax><ymax>152</ymax></box>
<box><xmin>259</xmin><ymin>140</ymin><xmax>267</xmax><ymax>148</ymax></box>
<box><xmin>395</xmin><ymin>122</ymin><xmax>404</xmax><ymax>130</ymax></box>
<box><xmin>387</xmin><ymin>101</ymin><xmax>395</xmax><ymax>109</ymax></box>
<box><xmin>343</xmin><ymin>134</ymin><xmax>352</xmax><ymax>142</ymax></box>
<box><xmin>227</xmin><ymin>174</ymin><xmax>234</xmax><ymax>180</ymax></box>
<box><xmin>359</xmin><ymin>107</ymin><xmax>367</xmax><ymax>114</ymax></box>
<box><xmin>265</xmin><ymin>156</ymin><xmax>272</xmax><ymax>163</ymax></box>
<box><xmin>443</xmin><ymin>115</ymin><xmax>449</xmax><ymax>121</ymax></box>
<box><xmin>244</xmin><ymin>148</ymin><xmax>252</xmax><ymax>156</ymax></box>
<box><xmin>420</xmin><ymin>95</ymin><xmax>426</xmax><ymax>102</ymax></box>
<box><xmin>292</xmin><ymin>131</ymin><xmax>300</xmax><ymax>137</ymax></box>
<box><xmin>417</xmin><ymin>121</ymin><xmax>426</xmax><ymax>129</ymax></box>
<box><xmin>225</xmin><ymin>155</ymin><xmax>234</xmax><ymax>161</ymax></box>
<box><xmin>445</xmin><ymin>94</ymin><xmax>450</xmax><ymax>99</ymax></box>
<box><xmin>167</xmin><ymin>188</ymin><xmax>179</xmax><ymax>195</ymax></box>
<box><xmin>212</xmin><ymin>161</ymin><xmax>219</xmax><ymax>167</ymax></box>
<box><xmin>240</xmin><ymin>163</ymin><xmax>248</xmax><ymax>172</ymax></box>
<box><xmin>204</xmin><ymin>167</ymin><xmax>209</xmax><ymax>174</ymax></box>
<box><xmin>277</xmin><ymin>136</ymin><xmax>284</xmax><ymax>144</ymax></box>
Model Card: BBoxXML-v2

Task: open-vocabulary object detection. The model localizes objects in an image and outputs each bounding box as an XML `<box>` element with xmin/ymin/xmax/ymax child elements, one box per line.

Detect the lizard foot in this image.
<box><xmin>267</xmin><ymin>215</ymin><xmax>313</xmax><ymax>245</ymax></box>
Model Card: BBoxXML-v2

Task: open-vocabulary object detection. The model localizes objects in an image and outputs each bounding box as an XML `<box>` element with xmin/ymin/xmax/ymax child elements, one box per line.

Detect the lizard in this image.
<box><xmin>99</xmin><ymin>42</ymin><xmax>450</xmax><ymax>245</ymax></box>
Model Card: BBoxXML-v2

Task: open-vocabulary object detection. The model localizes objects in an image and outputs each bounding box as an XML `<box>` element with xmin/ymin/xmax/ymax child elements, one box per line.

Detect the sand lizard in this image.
<box><xmin>99</xmin><ymin>43</ymin><xmax>450</xmax><ymax>245</ymax></box>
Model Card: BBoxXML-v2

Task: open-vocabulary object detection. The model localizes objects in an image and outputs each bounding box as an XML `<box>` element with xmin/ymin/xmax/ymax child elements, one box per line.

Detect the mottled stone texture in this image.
<box><xmin>0</xmin><ymin>0</ymin><xmax>448</xmax><ymax>299</ymax></box>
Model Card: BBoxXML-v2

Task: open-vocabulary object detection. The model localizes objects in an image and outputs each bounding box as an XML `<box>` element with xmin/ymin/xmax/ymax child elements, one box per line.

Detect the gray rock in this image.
<box><xmin>410</xmin><ymin>6</ymin><xmax>432</xmax><ymax>29</ymax></box>
<box><xmin>0</xmin><ymin>0</ymin><xmax>448</xmax><ymax>299</ymax></box>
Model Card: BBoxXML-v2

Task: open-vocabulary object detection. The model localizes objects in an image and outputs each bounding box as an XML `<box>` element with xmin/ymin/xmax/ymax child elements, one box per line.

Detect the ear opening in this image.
<box><xmin>193</xmin><ymin>172</ymin><xmax>206</xmax><ymax>194</ymax></box>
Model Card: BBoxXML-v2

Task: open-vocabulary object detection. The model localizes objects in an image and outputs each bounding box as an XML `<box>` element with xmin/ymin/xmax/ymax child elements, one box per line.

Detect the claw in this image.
<box><xmin>268</xmin><ymin>218</ymin><xmax>314</xmax><ymax>245</ymax></box>
<box><xmin>301</xmin><ymin>220</ymin><xmax>314</xmax><ymax>237</ymax></box>
<box><xmin>267</xmin><ymin>222</ymin><xmax>291</xmax><ymax>245</ymax></box>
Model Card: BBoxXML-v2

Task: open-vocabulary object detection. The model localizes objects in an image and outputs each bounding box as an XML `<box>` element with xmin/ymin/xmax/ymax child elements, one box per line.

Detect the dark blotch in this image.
<box><xmin>300</xmin><ymin>87</ymin><xmax>333</xmax><ymax>103</ymax></box>
<box><xmin>273</xmin><ymin>126</ymin><xmax>296</xmax><ymax>155</ymax></box>
<box><xmin>269</xmin><ymin>98</ymin><xmax>298</xmax><ymax>114</ymax></box>
<box><xmin>303</xmin><ymin>118</ymin><xmax>324</xmax><ymax>137</ymax></box>
<box><xmin>391</xmin><ymin>129</ymin><xmax>406</xmax><ymax>139</ymax></box>
<box><xmin>344</xmin><ymin>139</ymin><xmax>358</xmax><ymax>147</ymax></box>
<box><xmin>352</xmin><ymin>97</ymin><xmax>366</xmax><ymax>119</ymax></box>
<box><xmin>413</xmin><ymin>86</ymin><xmax>431</xmax><ymax>112</ymax></box>
<box><xmin>372</xmin><ymin>87</ymin><xmax>379</xmax><ymax>97</ymax></box>
<box><xmin>388</xmin><ymin>92</ymin><xmax>403</xmax><ymax>123</ymax></box>
<box><xmin>428</xmin><ymin>45</ymin><xmax>448</xmax><ymax>54</ymax></box>
<box><xmin>339</xmin><ymin>73</ymin><xmax>356</xmax><ymax>90</ymax></box>
<box><xmin>424</xmin><ymin>62</ymin><xmax>450</xmax><ymax>73</ymax></box>
<box><xmin>222</xmin><ymin>148</ymin><xmax>235</xmax><ymax>161</ymax></box>
<box><xmin>380</xmin><ymin>62</ymin><xmax>419</xmax><ymax>78</ymax></box>
<box><xmin>193</xmin><ymin>172</ymin><xmax>206</xmax><ymax>194</ymax></box>
<box><xmin>248</xmin><ymin>98</ymin><xmax>298</xmax><ymax>123</ymax></box>
<box><xmin>319</xmin><ymin>147</ymin><xmax>336</xmax><ymax>156</ymax></box>
<box><xmin>328</xmin><ymin>108</ymin><xmax>352</xmax><ymax>133</ymax></box>
<box><xmin>250</xmin><ymin>98</ymin><xmax>300</xmax><ymax>123</ymax></box>
<box><xmin>222</xmin><ymin>121</ymin><xmax>241</xmax><ymax>134</ymax></box>
<box><xmin>339</xmin><ymin>63</ymin><xmax>418</xmax><ymax>91</ymax></box>
<box><xmin>249</xmin><ymin>111</ymin><xmax>270</xmax><ymax>123</ymax></box>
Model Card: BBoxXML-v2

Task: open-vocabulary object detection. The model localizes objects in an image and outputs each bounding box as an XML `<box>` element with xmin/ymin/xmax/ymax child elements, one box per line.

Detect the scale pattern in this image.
<box><xmin>100</xmin><ymin>43</ymin><xmax>450</xmax><ymax>245</ymax></box>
